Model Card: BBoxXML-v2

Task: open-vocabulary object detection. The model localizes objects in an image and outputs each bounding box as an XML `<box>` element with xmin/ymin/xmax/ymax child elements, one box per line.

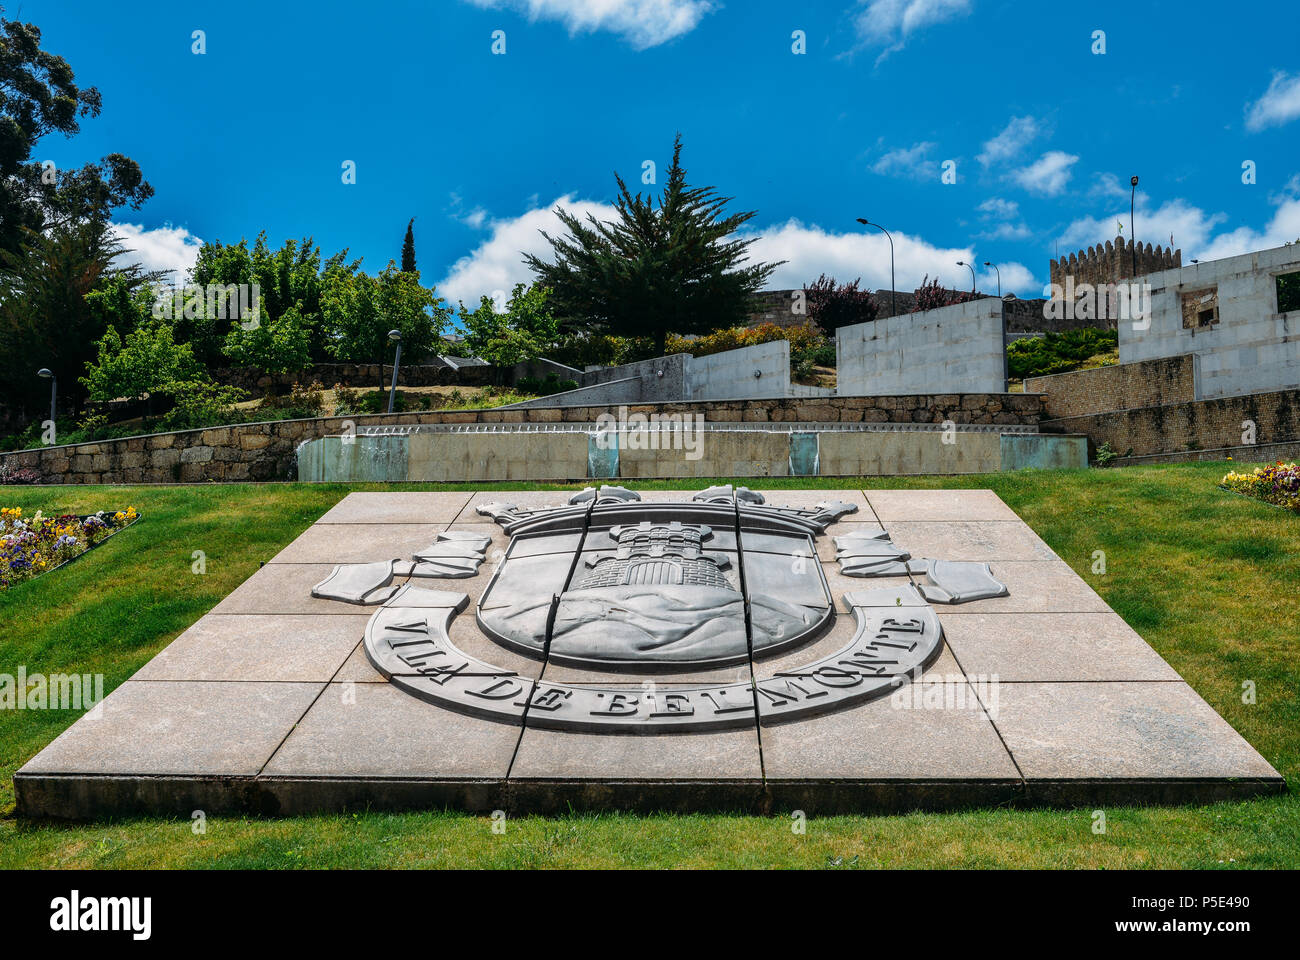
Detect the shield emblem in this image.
<box><xmin>476</xmin><ymin>493</ymin><xmax>837</xmax><ymax>671</ymax></box>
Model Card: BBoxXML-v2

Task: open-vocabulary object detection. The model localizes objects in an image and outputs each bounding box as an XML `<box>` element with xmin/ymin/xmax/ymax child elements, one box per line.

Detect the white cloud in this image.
<box><xmin>977</xmin><ymin>197</ymin><xmax>1018</xmax><ymax>220</ymax></box>
<box><xmin>975</xmin><ymin>197</ymin><xmax>1030</xmax><ymax>240</ymax></box>
<box><xmin>439</xmin><ymin>200</ymin><xmax>1042</xmax><ymax>306</ymax></box>
<box><xmin>1245</xmin><ymin>71</ymin><xmax>1300</xmax><ymax>132</ymax></box>
<box><xmin>976</xmin><ymin>261</ymin><xmax>1034</xmax><ymax>296</ymax></box>
<box><xmin>464</xmin><ymin>0</ymin><xmax>713</xmax><ymax>49</ymax></box>
<box><xmin>977</xmin><ymin>116</ymin><xmax>1040</xmax><ymax>168</ymax></box>
<box><xmin>437</xmin><ymin>195</ymin><xmax>619</xmax><ymax>307</ymax></box>
<box><xmin>851</xmin><ymin>0</ymin><xmax>972</xmax><ymax>62</ymax></box>
<box><xmin>1011</xmin><ymin>151</ymin><xmax>1077</xmax><ymax>196</ymax></box>
<box><xmin>1058</xmin><ymin>192</ymin><xmax>1300</xmax><ymax>264</ymax></box>
<box><xmin>110</xmin><ymin>222</ymin><xmax>203</xmax><ymax>282</ymax></box>
<box><xmin>1088</xmin><ymin>172</ymin><xmax>1130</xmax><ymax>200</ymax></box>
<box><xmin>740</xmin><ymin>218</ymin><xmax>1037</xmax><ymax>297</ymax></box>
<box><xmin>871</xmin><ymin>141</ymin><xmax>938</xmax><ymax>179</ymax></box>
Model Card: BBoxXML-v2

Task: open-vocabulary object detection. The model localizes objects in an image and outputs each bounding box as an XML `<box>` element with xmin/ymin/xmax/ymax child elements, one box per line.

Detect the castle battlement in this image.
<box><xmin>1050</xmin><ymin>234</ymin><xmax>1181</xmax><ymax>288</ymax></box>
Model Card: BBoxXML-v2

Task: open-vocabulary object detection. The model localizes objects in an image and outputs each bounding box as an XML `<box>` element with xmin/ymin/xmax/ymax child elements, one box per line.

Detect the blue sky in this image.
<box><xmin>28</xmin><ymin>0</ymin><xmax>1300</xmax><ymax>306</ymax></box>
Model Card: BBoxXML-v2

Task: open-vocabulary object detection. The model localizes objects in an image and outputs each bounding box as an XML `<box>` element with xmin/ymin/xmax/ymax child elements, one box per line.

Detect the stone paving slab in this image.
<box><xmin>18</xmin><ymin>681</ymin><xmax>322</xmax><ymax>776</ymax></box>
<box><xmin>760</xmin><ymin>679</ymin><xmax>1020</xmax><ymax>782</ymax></box>
<box><xmin>761</xmin><ymin>489</ymin><xmax>874</xmax><ymax>519</ymax></box>
<box><xmin>929</xmin><ymin>560</ymin><xmax>1111</xmax><ymax>614</ymax></box>
<box><xmin>989</xmin><ymin>681</ymin><xmax>1282</xmax><ymax>782</ymax></box>
<box><xmin>940</xmin><ymin>612</ymin><xmax>1183</xmax><ymax>682</ymax></box>
<box><xmin>261</xmin><ymin>682</ymin><xmax>520</xmax><ymax>780</ymax></box>
<box><xmin>131</xmin><ymin>614</ymin><xmax>368</xmax><ymax>682</ymax></box>
<box><xmin>453</xmin><ymin>490</ymin><xmax>578</xmax><ymax>524</ymax></box>
<box><xmin>318</xmin><ymin>491</ymin><xmax>473</xmax><ymax>524</ymax></box>
<box><xmin>511</xmin><ymin>715</ymin><xmax>763</xmax><ymax>781</ymax></box>
<box><xmin>211</xmin><ymin>563</ymin><xmax>405</xmax><ymax>615</ymax></box>
<box><xmin>15</xmin><ymin>487</ymin><xmax>1285</xmax><ymax>818</ymax></box>
<box><xmin>880</xmin><ymin>520</ymin><xmax>1058</xmax><ymax>562</ymax></box>
<box><xmin>866</xmin><ymin>489</ymin><xmax>1022</xmax><ymax>523</ymax></box>
<box><xmin>266</xmin><ymin>523</ymin><xmax>451</xmax><ymax>564</ymax></box>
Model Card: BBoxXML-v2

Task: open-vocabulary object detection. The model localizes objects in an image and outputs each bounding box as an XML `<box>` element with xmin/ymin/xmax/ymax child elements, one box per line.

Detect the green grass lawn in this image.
<box><xmin>1</xmin><ymin>462</ymin><xmax>1296</xmax><ymax>868</ymax></box>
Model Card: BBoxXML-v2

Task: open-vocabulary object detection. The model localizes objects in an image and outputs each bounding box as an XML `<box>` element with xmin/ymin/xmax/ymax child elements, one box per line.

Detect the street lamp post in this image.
<box><xmin>386</xmin><ymin>330</ymin><xmax>403</xmax><ymax>414</ymax></box>
<box><xmin>37</xmin><ymin>368</ymin><xmax>56</xmax><ymax>430</ymax></box>
<box><xmin>1130</xmin><ymin>175</ymin><xmax>1139</xmax><ymax>279</ymax></box>
<box><xmin>855</xmin><ymin>218</ymin><xmax>895</xmax><ymax>316</ymax></box>
<box><xmin>956</xmin><ymin>260</ymin><xmax>976</xmax><ymax>295</ymax></box>
<box><xmin>983</xmin><ymin>261</ymin><xmax>1001</xmax><ymax>298</ymax></box>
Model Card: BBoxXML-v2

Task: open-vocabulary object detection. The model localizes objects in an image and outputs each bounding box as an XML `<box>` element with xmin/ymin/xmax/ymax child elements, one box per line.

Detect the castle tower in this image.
<box><xmin>575</xmin><ymin>521</ymin><xmax>735</xmax><ymax>590</ymax></box>
<box><xmin>1049</xmin><ymin>235</ymin><xmax>1181</xmax><ymax>288</ymax></box>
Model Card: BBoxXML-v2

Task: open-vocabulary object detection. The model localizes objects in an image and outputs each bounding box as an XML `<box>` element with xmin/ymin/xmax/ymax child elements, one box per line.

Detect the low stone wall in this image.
<box><xmin>211</xmin><ymin>358</ymin><xmax>578</xmax><ymax>398</ymax></box>
<box><xmin>1040</xmin><ymin>388</ymin><xmax>1300</xmax><ymax>458</ymax></box>
<box><xmin>1025</xmin><ymin>356</ymin><xmax>1196</xmax><ymax>419</ymax></box>
<box><xmin>0</xmin><ymin>392</ymin><xmax>1045</xmax><ymax>484</ymax></box>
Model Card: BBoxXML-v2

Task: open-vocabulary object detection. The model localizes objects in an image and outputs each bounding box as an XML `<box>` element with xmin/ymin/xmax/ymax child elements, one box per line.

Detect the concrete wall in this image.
<box><xmin>514</xmin><ymin>341</ymin><xmax>792</xmax><ymax>407</ymax></box>
<box><xmin>1025</xmin><ymin>355</ymin><xmax>1196</xmax><ymax>419</ymax></box>
<box><xmin>836</xmin><ymin>298</ymin><xmax>1007</xmax><ymax>396</ymax></box>
<box><xmin>686</xmin><ymin>339</ymin><xmax>789</xmax><ymax>399</ymax></box>
<box><xmin>298</xmin><ymin>426</ymin><xmax>1085</xmax><ymax>482</ymax></box>
<box><xmin>577</xmin><ymin>353</ymin><xmax>691</xmax><ymax>400</ymax></box>
<box><xmin>1118</xmin><ymin>244</ymin><xmax>1300</xmax><ymax>400</ymax></box>
<box><xmin>0</xmin><ymin>392</ymin><xmax>1046</xmax><ymax>484</ymax></box>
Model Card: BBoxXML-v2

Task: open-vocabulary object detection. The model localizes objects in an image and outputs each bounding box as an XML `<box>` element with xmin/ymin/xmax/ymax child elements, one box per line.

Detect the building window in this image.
<box><xmin>1181</xmin><ymin>287</ymin><xmax>1219</xmax><ymax>329</ymax></box>
<box><xmin>1277</xmin><ymin>270</ymin><xmax>1300</xmax><ymax>315</ymax></box>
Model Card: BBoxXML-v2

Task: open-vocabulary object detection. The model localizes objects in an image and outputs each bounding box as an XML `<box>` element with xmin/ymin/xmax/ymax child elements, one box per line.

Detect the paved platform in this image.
<box><xmin>15</xmin><ymin>490</ymin><xmax>1284</xmax><ymax>819</ymax></box>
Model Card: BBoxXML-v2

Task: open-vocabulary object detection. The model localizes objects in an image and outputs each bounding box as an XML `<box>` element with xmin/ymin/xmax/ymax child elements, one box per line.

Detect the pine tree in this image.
<box><xmin>400</xmin><ymin>218</ymin><xmax>416</xmax><ymax>273</ymax></box>
<box><xmin>524</xmin><ymin>135</ymin><xmax>779</xmax><ymax>355</ymax></box>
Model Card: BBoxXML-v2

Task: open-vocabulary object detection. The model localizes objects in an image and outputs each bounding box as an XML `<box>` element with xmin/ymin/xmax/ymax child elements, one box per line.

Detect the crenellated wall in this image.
<box><xmin>1049</xmin><ymin>235</ymin><xmax>1181</xmax><ymax>289</ymax></box>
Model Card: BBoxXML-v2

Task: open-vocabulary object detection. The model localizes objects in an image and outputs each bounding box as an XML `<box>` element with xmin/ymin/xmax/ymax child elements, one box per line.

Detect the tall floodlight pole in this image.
<box><xmin>856</xmin><ymin>218</ymin><xmax>895</xmax><ymax>316</ymax></box>
<box><xmin>37</xmin><ymin>368</ymin><xmax>56</xmax><ymax>428</ymax></box>
<box><xmin>956</xmin><ymin>260</ymin><xmax>976</xmax><ymax>294</ymax></box>
<box><xmin>983</xmin><ymin>261</ymin><xmax>1001</xmax><ymax>298</ymax></box>
<box><xmin>387</xmin><ymin>330</ymin><xmax>403</xmax><ymax>414</ymax></box>
<box><xmin>1130</xmin><ymin>175</ymin><xmax>1139</xmax><ymax>279</ymax></box>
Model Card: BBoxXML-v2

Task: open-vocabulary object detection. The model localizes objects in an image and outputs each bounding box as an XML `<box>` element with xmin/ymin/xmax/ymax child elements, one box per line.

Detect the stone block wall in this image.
<box><xmin>1024</xmin><ymin>356</ymin><xmax>1196</xmax><ymax>419</ymax></box>
<box><xmin>0</xmin><ymin>392</ymin><xmax>1046</xmax><ymax>484</ymax></box>
<box><xmin>1040</xmin><ymin>388</ymin><xmax>1300</xmax><ymax>458</ymax></box>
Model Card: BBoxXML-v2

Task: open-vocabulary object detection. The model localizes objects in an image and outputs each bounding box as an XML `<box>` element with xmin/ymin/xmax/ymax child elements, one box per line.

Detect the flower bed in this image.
<box><xmin>1</xmin><ymin>507</ymin><xmax>139</xmax><ymax>590</ymax></box>
<box><xmin>1220</xmin><ymin>462</ymin><xmax>1300</xmax><ymax>514</ymax></box>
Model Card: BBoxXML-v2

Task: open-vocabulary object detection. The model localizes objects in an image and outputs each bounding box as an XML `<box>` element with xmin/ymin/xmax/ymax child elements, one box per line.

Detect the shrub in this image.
<box><xmin>516</xmin><ymin>375</ymin><xmax>578</xmax><ymax>396</ymax></box>
<box><xmin>803</xmin><ymin>275</ymin><xmax>878</xmax><ymax>332</ymax></box>
<box><xmin>912</xmin><ymin>275</ymin><xmax>979</xmax><ymax>312</ymax></box>
<box><xmin>1007</xmin><ymin>329</ymin><xmax>1118</xmax><ymax>380</ymax></box>
<box><xmin>157</xmin><ymin>380</ymin><xmax>249</xmax><ymax>431</ymax></box>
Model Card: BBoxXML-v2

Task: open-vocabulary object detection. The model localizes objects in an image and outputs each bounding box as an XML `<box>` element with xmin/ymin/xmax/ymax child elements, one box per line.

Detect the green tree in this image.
<box><xmin>0</xmin><ymin>9</ymin><xmax>152</xmax><ymax>256</ymax></box>
<box><xmin>401</xmin><ymin>218</ymin><xmax>416</xmax><ymax>273</ymax></box>
<box><xmin>0</xmin><ymin>220</ymin><xmax>155</xmax><ymax>414</ymax></box>
<box><xmin>525</xmin><ymin>134</ymin><xmax>778</xmax><ymax>355</ymax></box>
<box><xmin>180</xmin><ymin>233</ymin><xmax>356</xmax><ymax>368</ymax></box>
<box><xmin>222</xmin><ymin>303</ymin><xmax>313</xmax><ymax>374</ymax></box>
<box><xmin>80</xmin><ymin>319</ymin><xmax>200</xmax><ymax>404</ymax></box>
<box><xmin>459</xmin><ymin>282</ymin><xmax>558</xmax><ymax>364</ymax></box>
<box><xmin>322</xmin><ymin>263</ymin><xmax>451</xmax><ymax>387</ymax></box>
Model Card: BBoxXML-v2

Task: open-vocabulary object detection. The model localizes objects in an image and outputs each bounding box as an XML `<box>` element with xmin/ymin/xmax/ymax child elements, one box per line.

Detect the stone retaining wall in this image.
<box><xmin>1040</xmin><ymin>388</ymin><xmax>1300</xmax><ymax>458</ymax></box>
<box><xmin>1025</xmin><ymin>356</ymin><xmax>1196</xmax><ymax>419</ymax></box>
<box><xmin>0</xmin><ymin>393</ymin><xmax>1045</xmax><ymax>484</ymax></box>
